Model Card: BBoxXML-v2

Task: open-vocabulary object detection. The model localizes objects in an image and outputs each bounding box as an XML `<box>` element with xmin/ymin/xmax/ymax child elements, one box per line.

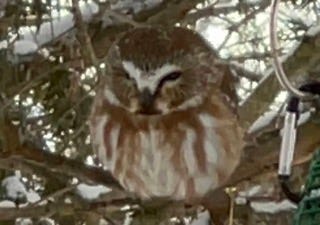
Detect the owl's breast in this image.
<box><xmin>90</xmin><ymin>108</ymin><xmax>243</xmax><ymax>201</ymax></box>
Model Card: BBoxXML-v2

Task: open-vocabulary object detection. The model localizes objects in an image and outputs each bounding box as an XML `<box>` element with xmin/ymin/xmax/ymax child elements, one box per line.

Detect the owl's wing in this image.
<box><xmin>216</xmin><ymin>63</ymin><xmax>239</xmax><ymax>113</ymax></box>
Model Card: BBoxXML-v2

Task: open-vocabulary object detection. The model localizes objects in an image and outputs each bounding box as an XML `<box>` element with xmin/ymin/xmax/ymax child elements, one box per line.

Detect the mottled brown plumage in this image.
<box><xmin>90</xmin><ymin>27</ymin><xmax>243</xmax><ymax>204</ymax></box>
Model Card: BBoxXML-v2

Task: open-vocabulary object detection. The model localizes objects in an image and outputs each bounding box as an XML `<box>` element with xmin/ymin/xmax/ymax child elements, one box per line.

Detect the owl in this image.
<box><xmin>89</xmin><ymin>27</ymin><xmax>243</xmax><ymax>203</ymax></box>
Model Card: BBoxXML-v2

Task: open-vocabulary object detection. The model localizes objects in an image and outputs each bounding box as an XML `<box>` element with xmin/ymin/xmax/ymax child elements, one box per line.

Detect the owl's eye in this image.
<box><xmin>157</xmin><ymin>71</ymin><xmax>182</xmax><ymax>91</ymax></box>
<box><xmin>162</xmin><ymin>71</ymin><xmax>182</xmax><ymax>82</ymax></box>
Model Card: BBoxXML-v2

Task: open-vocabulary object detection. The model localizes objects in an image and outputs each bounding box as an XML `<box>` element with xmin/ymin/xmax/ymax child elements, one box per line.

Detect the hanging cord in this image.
<box><xmin>278</xmin><ymin>82</ymin><xmax>320</xmax><ymax>204</ymax></box>
<box><xmin>269</xmin><ymin>0</ymin><xmax>313</xmax><ymax>100</ymax></box>
<box><xmin>270</xmin><ymin>0</ymin><xmax>320</xmax><ymax>204</ymax></box>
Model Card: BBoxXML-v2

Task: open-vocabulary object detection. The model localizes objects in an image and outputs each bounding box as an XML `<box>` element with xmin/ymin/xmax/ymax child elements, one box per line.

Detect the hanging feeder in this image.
<box><xmin>269</xmin><ymin>1</ymin><xmax>320</xmax><ymax>224</ymax></box>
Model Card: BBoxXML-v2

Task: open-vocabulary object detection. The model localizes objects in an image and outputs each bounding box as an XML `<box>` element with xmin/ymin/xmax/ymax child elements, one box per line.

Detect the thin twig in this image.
<box><xmin>71</xmin><ymin>0</ymin><xmax>108</xmax><ymax>77</ymax></box>
<box><xmin>30</xmin><ymin>184</ymin><xmax>77</xmax><ymax>207</ymax></box>
<box><xmin>0</xmin><ymin>63</ymin><xmax>69</xmax><ymax>113</ymax></box>
<box><xmin>102</xmin><ymin>6</ymin><xmax>144</xmax><ymax>27</ymax></box>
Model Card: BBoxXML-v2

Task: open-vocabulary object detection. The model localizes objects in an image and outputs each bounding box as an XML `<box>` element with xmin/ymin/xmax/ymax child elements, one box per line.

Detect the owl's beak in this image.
<box><xmin>139</xmin><ymin>88</ymin><xmax>154</xmax><ymax>109</ymax></box>
<box><xmin>138</xmin><ymin>88</ymin><xmax>159</xmax><ymax>115</ymax></box>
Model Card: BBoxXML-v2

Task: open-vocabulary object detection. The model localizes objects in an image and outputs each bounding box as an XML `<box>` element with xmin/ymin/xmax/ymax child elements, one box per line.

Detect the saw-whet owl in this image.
<box><xmin>89</xmin><ymin>27</ymin><xmax>244</xmax><ymax>202</ymax></box>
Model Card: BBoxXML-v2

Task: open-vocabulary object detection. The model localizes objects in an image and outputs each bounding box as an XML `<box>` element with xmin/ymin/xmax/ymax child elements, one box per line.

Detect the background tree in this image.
<box><xmin>0</xmin><ymin>0</ymin><xmax>320</xmax><ymax>224</ymax></box>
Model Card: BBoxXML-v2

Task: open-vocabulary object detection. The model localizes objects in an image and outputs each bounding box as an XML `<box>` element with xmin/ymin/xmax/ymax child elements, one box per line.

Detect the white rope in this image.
<box><xmin>269</xmin><ymin>0</ymin><xmax>312</xmax><ymax>100</ymax></box>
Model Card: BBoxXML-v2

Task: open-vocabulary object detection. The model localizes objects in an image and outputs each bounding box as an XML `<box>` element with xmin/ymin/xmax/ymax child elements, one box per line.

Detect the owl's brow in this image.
<box><xmin>122</xmin><ymin>60</ymin><xmax>181</xmax><ymax>93</ymax></box>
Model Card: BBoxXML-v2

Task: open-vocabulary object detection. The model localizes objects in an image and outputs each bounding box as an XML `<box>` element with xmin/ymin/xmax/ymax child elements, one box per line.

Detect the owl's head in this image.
<box><xmin>103</xmin><ymin>27</ymin><xmax>223</xmax><ymax>115</ymax></box>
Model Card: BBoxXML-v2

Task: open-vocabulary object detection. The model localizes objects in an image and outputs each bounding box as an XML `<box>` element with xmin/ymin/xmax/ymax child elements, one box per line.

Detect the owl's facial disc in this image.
<box><xmin>122</xmin><ymin>61</ymin><xmax>182</xmax><ymax>115</ymax></box>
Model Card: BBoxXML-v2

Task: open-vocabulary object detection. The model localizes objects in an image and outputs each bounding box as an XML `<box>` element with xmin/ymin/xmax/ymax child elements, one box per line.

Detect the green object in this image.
<box><xmin>293</xmin><ymin>196</ymin><xmax>320</xmax><ymax>225</ymax></box>
<box><xmin>293</xmin><ymin>149</ymin><xmax>320</xmax><ymax>225</ymax></box>
<box><xmin>304</xmin><ymin>151</ymin><xmax>320</xmax><ymax>194</ymax></box>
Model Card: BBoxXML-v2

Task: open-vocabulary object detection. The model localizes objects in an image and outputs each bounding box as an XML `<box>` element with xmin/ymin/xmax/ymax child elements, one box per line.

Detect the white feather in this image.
<box><xmin>109</xmin><ymin>124</ymin><xmax>120</xmax><ymax>171</ymax></box>
<box><xmin>199</xmin><ymin>113</ymin><xmax>220</xmax><ymax>164</ymax></box>
<box><xmin>204</xmin><ymin>139</ymin><xmax>218</xmax><ymax>164</ymax></box>
<box><xmin>176</xmin><ymin>95</ymin><xmax>204</xmax><ymax>111</ymax></box>
<box><xmin>139</xmin><ymin>131</ymin><xmax>150</xmax><ymax>151</ymax></box>
<box><xmin>198</xmin><ymin>113</ymin><xmax>216</xmax><ymax>127</ymax></box>
<box><xmin>95</xmin><ymin>116</ymin><xmax>109</xmax><ymax>167</ymax></box>
<box><xmin>96</xmin><ymin>112</ymin><xmax>229</xmax><ymax>199</ymax></box>
<box><xmin>176</xmin><ymin>181</ymin><xmax>186</xmax><ymax>199</ymax></box>
<box><xmin>194</xmin><ymin>176</ymin><xmax>215</xmax><ymax>198</ymax></box>
<box><xmin>181</xmin><ymin>127</ymin><xmax>198</xmax><ymax>175</ymax></box>
<box><xmin>104</xmin><ymin>88</ymin><xmax>120</xmax><ymax>105</ymax></box>
<box><xmin>137</xmin><ymin>127</ymin><xmax>180</xmax><ymax>196</ymax></box>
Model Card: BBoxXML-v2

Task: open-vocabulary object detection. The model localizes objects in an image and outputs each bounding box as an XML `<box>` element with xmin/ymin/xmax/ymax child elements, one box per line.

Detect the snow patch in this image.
<box><xmin>307</xmin><ymin>24</ymin><xmax>320</xmax><ymax>36</ymax></box>
<box><xmin>99</xmin><ymin>218</ymin><xmax>109</xmax><ymax>225</ymax></box>
<box><xmin>76</xmin><ymin>183</ymin><xmax>111</xmax><ymax>200</ymax></box>
<box><xmin>102</xmin><ymin>0</ymin><xmax>162</xmax><ymax>27</ymax></box>
<box><xmin>26</xmin><ymin>190</ymin><xmax>41</xmax><ymax>203</ymax></box>
<box><xmin>21</xmin><ymin>1</ymin><xmax>98</xmax><ymax>46</ymax></box>
<box><xmin>235</xmin><ymin>196</ymin><xmax>247</xmax><ymax>205</ymax></box>
<box><xmin>13</xmin><ymin>40</ymin><xmax>38</xmax><ymax>55</ymax></box>
<box><xmin>248</xmin><ymin>111</ymin><xmax>278</xmax><ymax>134</ymax></box>
<box><xmin>15</xmin><ymin>218</ymin><xmax>33</xmax><ymax>225</ymax></box>
<box><xmin>250</xmin><ymin>199</ymin><xmax>296</xmax><ymax>213</ymax></box>
<box><xmin>0</xmin><ymin>200</ymin><xmax>16</xmax><ymax>208</ymax></box>
<box><xmin>190</xmin><ymin>211</ymin><xmax>210</xmax><ymax>225</ymax></box>
<box><xmin>0</xmin><ymin>1</ymin><xmax>98</xmax><ymax>54</ymax></box>
<box><xmin>214</xmin><ymin>0</ymin><xmax>238</xmax><ymax>8</ymax></box>
<box><xmin>1</xmin><ymin>175</ymin><xmax>41</xmax><ymax>205</ymax></box>
<box><xmin>38</xmin><ymin>218</ymin><xmax>55</xmax><ymax>225</ymax></box>
<box><xmin>298</xmin><ymin>111</ymin><xmax>311</xmax><ymax>125</ymax></box>
<box><xmin>111</xmin><ymin>0</ymin><xmax>163</xmax><ymax>14</ymax></box>
<box><xmin>1</xmin><ymin>176</ymin><xmax>27</xmax><ymax>201</ymax></box>
<box><xmin>246</xmin><ymin>185</ymin><xmax>263</xmax><ymax>197</ymax></box>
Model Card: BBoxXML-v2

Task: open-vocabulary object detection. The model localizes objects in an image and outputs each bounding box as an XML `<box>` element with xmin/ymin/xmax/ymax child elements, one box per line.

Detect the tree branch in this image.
<box><xmin>239</xmin><ymin>30</ymin><xmax>320</xmax><ymax>129</ymax></box>
<box><xmin>227</xmin><ymin>114</ymin><xmax>320</xmax><ymax>186</ymax></box>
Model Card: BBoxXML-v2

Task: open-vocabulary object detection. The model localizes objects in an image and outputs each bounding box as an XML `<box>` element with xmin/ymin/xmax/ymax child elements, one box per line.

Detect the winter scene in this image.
<box><xmin>0</xmin><ymin>0</ymin><xmax>320</xmax><ymax>224</ymax></box>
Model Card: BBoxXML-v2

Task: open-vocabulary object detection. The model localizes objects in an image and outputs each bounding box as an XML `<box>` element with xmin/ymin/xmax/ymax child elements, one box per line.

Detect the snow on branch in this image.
<box><xmin>1</xmin><ymin>1</ymin><xmax>99</xmax><ymax>56</ymax></box>
<box><xmin>76</xmin><ymin>183</ymin><xmax>111</xmax><ymax>201</ymax></box>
